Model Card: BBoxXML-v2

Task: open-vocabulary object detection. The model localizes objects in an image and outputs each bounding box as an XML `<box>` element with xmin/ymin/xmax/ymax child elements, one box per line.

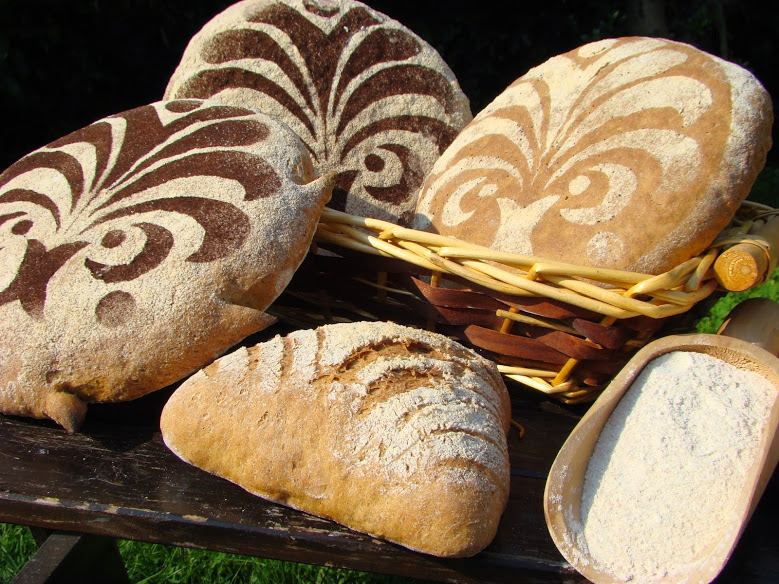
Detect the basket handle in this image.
<box><xmin>713</xmin><ymin>216</ymin><xmax>779</xmax><ymax>291</ymax></box>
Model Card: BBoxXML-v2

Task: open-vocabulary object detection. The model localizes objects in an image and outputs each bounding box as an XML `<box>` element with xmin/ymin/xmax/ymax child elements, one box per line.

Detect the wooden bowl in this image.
<box><xmin>544</xmin><ymin>298</ymin><xmax>779</xmax><ymax>584</ymax></box>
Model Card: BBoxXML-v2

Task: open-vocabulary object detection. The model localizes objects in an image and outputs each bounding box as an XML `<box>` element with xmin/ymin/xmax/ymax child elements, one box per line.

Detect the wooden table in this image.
<box><xmin>1</xmin><ymin>376</ymin><xmax>777</xmax><ymax>583</ymax></box>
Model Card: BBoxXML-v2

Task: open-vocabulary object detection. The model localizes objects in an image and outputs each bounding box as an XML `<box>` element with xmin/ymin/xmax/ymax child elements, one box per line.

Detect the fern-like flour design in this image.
<box><xmin>0</xmin><ymin>100</ymin><xmax>279</xmax><ymax>322</ymax></box>
<box><xmin>165</xmin><ymin>0</ymin><xmax>471</xmax><ymax>223</ymax></box>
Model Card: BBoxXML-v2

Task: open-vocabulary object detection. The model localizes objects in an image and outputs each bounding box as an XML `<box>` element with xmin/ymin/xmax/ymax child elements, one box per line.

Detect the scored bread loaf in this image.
<box><xmin>160</xmin><ymin>321</ymin><xmax>512</xmax><ymax>558</ymax></box>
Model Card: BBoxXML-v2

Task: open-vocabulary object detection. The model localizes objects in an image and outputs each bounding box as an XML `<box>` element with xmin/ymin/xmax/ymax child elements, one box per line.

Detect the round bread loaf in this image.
<box><xmin>0</xmin><ymin>99</ymin><xmax>334</xmax><ymax>432</ymax></box>
<box><xmin>160</xmin><ymin>321</ymin><xmax>511</xmax><ymax>558</ymax></box>
<box><xmin>164</xmin><ymin>0</ymin><xmax>472</xmax><ymax>225</ymax></box>
<box><xmin>413</xmin><ymin>37</ymin><xmax>773</xmax><ymax>274</ymax></box>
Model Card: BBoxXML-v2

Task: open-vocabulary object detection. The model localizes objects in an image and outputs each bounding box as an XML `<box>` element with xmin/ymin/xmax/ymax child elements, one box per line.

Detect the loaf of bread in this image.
<box><xmin>0</xmin><ymin>99</ymin><xmax>334</xmax><ymax>432</ymax></box>
<box><xmin>160</xmin><ymin>321</ymin><xmax>512</xmax><ymax>558</ymax></box>
<box><xmin>164</xmin><ymin>0</ymin><xmax>472</xmax><ymax>225</ymax></box>
<box><xmin>413</xmin><ymin>37</ymin><xmax>773</xmax><ymax>274</ymax></box>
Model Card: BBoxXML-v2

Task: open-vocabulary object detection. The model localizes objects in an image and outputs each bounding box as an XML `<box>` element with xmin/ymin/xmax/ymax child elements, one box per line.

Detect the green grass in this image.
<box><xmin>0</xmin><ymin>524</ymin><xmax>423</xmax><ymax>584</ymax></box>
<box><xmin>0</xmin><ymin>524</ymin><xmax>36</xmax><ymax>582</ymax></box>
<box><xmin>116</xmin><ymin>540</ymin><xmax>418</xmax><ymax>584</ymax></box>
<box><xmin>695</xmin><ymin>267</ymin><xmax>779</xmax><ymax>334</ymax></box>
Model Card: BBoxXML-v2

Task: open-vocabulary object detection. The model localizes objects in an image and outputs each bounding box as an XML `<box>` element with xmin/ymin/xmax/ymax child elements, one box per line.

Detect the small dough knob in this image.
<box><xmin>44</xmin><ymin>390</ymin><xmax>88</xmax><ymax>433</ymax></box>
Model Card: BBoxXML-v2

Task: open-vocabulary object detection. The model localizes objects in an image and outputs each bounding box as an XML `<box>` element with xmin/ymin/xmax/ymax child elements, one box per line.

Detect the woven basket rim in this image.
<box><xmin>292</xmin><ymin>200</ymin><xmax>778</xmax><ymax>404</ymax></box>
<box><xmin>314</xmin><ymin>201</ymin><xmax>778</xmax><ymax>321</ymax></box>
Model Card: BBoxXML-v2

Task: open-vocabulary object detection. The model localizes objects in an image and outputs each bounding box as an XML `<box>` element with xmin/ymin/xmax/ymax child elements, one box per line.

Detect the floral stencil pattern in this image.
<box><xmin>0</xmin><ymin>100</ymin><xmax>286</xmax><ymax>321</ymax></box>
<box><xmin>414</xmin><ymin>38</ymin><xmax>772</xmax><ymax>273</ymax></box>
<box><xmin>165</xmin><ymin>0</ymin><xmax>471</xmax><ymax>224</ymax></box>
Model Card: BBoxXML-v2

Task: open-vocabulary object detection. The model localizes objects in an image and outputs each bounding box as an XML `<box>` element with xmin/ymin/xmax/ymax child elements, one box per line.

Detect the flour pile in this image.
<box><xmin>578</xmin><ymin>350</ymin><xmax>774</xmax><ymax>582</ymax></box>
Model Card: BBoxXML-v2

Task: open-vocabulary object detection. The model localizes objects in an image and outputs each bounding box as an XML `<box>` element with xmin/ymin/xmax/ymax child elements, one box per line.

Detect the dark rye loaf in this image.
<box><xmin>164</xmin><ymin>0</ymin><xmax>472</xmax><ymax>225</ymax></box>
<box><xmin>160</xmin><ymin>321</ymin><xmax>512</xmax><ymax>558</ymax></box>
<box><xmin>0</xmin><ymin>99</ymin><xmax>334</xmax><ymax>432</ymax></box>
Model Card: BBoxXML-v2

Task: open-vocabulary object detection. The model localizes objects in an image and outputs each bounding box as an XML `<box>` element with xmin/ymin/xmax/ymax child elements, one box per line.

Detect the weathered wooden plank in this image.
<box><xmin>1</xmin><ymin>384</ymin><xmax>775</xmax><ymax>584</ymax></box>
<box><xmin>0</xmin><ymin>398</ymin><xmax>582</xmax><ymax>584</ymax></box>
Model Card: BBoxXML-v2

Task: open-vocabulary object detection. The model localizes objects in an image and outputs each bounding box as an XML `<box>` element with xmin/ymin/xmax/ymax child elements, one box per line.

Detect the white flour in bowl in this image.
<box><xmin>578</xmin><ymin>350</ymin><xmax>774</xmax><ymax>582</ymax></box>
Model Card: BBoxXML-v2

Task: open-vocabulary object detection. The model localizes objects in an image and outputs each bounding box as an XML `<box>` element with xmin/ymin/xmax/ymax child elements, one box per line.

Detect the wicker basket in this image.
<box><xmin>270</xmin><ymin>201</ymin><xmax>779</xmax><ymax>404</ymax></box>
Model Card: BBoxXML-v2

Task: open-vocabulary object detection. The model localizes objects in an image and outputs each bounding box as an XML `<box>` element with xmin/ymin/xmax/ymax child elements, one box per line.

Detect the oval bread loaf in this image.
<box><xmin>413</xmin><ymin>37</ymin><xmax>773</xmax><ymax>274</ymax></box>
<box><xmin>160</xmin><ymin>321</ymin><xmax>512</xmax><ymax>558</ymax></box>
<box><xmin>0</xmin><ymin>99</ymin><xmax>334</xmax><ymax>432</ymax></box>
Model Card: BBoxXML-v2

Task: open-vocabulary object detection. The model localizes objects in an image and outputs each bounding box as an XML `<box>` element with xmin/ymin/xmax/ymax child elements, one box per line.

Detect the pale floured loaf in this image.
<box><xmin>413</xmin><ymin>37</ymin><xmax>773</xmax><ymax>274</ymax></box>
<box><xmin>164</xmin><ymin>0</ymin><xmax>472</xmax><ymax>225</ymax></box>
<box><xmin>160</xmin><ymin>321</ymin><xmax>511</xmax><ymax>558</ymax></box>
<box><xmin>0</xmin><ymin>99</ymin><xmax>334</xmax><ymax>432</ymax></box>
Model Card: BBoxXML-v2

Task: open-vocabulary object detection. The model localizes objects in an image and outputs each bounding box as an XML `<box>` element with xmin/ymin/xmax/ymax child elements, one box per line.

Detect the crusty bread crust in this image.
<box><xmin>161</xmin><ymin>321</ymin><xmax>512</xmax><ymax>557</ymax></box>
<box><xmin>0</xmin><ymin>99</ymin><xmax>333</xmax><ymax>432</ymax></box>
<box><xmin>413</xmin><ymin>37</ymin><xmax>773</xmax><ymax>274</ymax></box>
<box><xmin>164</xmin><ymin>0</ymin><xmax>472</xmax><ymax>225</ymax></box>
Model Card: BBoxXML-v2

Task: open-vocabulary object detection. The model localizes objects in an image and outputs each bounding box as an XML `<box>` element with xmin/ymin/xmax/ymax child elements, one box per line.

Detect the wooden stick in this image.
<box><xmin>510</xmin><ymin>419</ymin><xmax>526</xmax><ymax>438</ymax></box>
<box><xmin>717</xmin><ymin>297</ymin><xmax>779</xmax><ymax>354</ymax></box>
<box><xmin>504</xmin><ymin>375</ymin><xmax>576</xmax><ymax>394</ymax></box>
<box><xmin>685</xmin><ymin>248</ymin><xmax>718</xmax><ymax>292</ymax></box>
<box><xmin>624</xmin><ymin>257</ymin><xmax>702</xmax><ymax>296</ymax></box>
<box><xmin>497</xmin><ymin>364</ymin><xmax>558</xmax><ymax>378</ymax></box>
<box><xmin>499</xmin><ymin>307</ymin><xmax>518</xmax><ymax>334</ymax></box>
<box><xmin>461</xmin><ymin>259</ymin><xmax>638</xmax><ymax>318</ymax></box>
<box><xmin>713</xmin><ymin>216</ymin><xmax>779</xmax><ymax>291</ymax></box>
<box><xmin>552</xmin><ymin>358</ymin><xmax>579</xmax><ymax>386</ymax></box>
<box><xmin>495</xmin><ymin>309</ymin><xmax>581</xmax><ymax>335</ymax></box>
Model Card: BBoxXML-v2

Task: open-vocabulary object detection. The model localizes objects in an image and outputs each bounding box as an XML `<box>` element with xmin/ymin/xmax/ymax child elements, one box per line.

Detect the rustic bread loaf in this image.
<box><xmin>160</xmin><ymin>321</ymin><xmax>511</xmax><ymax>558</ymax></box>
<box><xmin>413</xmin><ymin>37</ymin><xmax>773</xmax><ymax>274</ymax></box>
<box><xmin>164</xmin><ymin>0</ymin><xmax>472</xmax><ymax>225</ymax></box>
<box><xmin>0</xmin><ymin>99</ymin><xmax>334</xmax><ymax>432</ymax></box>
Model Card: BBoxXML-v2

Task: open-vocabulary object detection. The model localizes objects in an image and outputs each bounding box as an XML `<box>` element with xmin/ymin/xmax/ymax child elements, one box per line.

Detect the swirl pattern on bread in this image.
<box><xmin>0</xmin><ymin>99</ymin><xmax>333</xmax><ymax>431</ymax></box>
<box><xmin>165</xmin><ymin>0</ymin><xmax>472</xmax><ymax>224</ymax></box>
<box><xmin>414</xmin><ymin>37</ymin><xmax>773</xmax><ymax>273</ymax></box>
